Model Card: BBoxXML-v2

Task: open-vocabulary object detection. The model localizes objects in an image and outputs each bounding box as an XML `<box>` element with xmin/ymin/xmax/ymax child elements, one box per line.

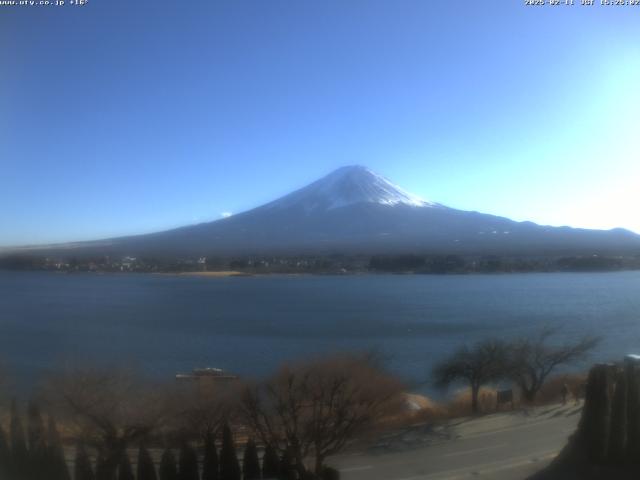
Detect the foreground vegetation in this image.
<box><xmin>0</xmin><ymin>354</ymin><xmax>403</xmax><ymax>480</ymax></box>
<box><xmin>0</xmin><ymin>329</ymin><xmax>600</xmax><ymax>479</ymax></box>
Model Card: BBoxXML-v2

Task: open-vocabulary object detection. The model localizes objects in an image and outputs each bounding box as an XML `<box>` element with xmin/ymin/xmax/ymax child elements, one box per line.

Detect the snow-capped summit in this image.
<box><xmin>264</xmin><ymin>165</ymin><xmax>439</xmax><ymax>212</ymax></box>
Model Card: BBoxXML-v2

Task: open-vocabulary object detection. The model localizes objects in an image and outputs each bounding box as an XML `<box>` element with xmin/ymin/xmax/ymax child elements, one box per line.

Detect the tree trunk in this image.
<box><xmin>525</xmin><ymin>391</ymin><xmax>535</xmax><ymax>403</ymax></box>
<box><xmin>292</xmin><ymin>446</ymin><xmax>307</xmax><ymax>480</ymax></box>
<box><xmin>315</xmin><ymin>454</ymin><xmax>325</xmax><ymax>476</ymax></box>
<box><xmin>471</xmin><ymin>384</ymin><xmax>480</xmax><ymax>414</ymax></box>
<box><xmin>520</xmin><ymin>382</ymin><xmax>537</xmax><ymax>403</ymax></box>
<box><xmin>98</xmin><ymin>439</ymin><xmax>127</xmax><ymax>480</ymax></box>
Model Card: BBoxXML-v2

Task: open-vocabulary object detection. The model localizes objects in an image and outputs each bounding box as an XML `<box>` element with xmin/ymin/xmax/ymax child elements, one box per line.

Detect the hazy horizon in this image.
<box><xmin>2</xmin><ymin>1</ymin><xmax>639</xmax><ymax>247</ymax></box>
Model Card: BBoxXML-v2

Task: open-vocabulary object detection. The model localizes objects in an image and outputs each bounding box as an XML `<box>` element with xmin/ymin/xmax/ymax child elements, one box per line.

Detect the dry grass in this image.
<box><xmin>395</xmin><ymin>372</ymin><xmax>589</xmax><ymax>427</ymax></box>
<box><xmin>400</xmin><ymin>388</ymin><xmax>503</xmax><ymax>423</ymax></box>
<box><xmin>536</xmin><ymin>373</ymin><xmax>587</xmax><ymax>405</ymax></box>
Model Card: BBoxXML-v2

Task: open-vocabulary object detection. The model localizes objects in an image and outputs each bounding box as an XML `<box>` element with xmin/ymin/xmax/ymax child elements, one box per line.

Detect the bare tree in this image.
<box><xmin>241</xmin><ymin>354</ymin><xmax>403</xmax><ymax>477</ymax></box>
<box><xmin>508</xmin><ymin>328</ymin><xmax>600</xmax><ymax>403</ymax></box>
<box><xmin>166</xmin><ymin>380</ymin><xmax>242</xmax><ymax>443</ymax></box>
<box><xmin>432</xmin><ymin>339</ymin><xmax>509</xmax><ymax>414</ymax></box>
<box><xmin>44</xmin><ymin>367</ymin><xmax>167</xmax><ymax>480</ymax></box>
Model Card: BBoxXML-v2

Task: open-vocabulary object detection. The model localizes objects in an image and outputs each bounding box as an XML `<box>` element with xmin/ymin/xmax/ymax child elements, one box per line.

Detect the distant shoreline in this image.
<box><xmin>3</xmin><ymin>268</ymin><xmax>640</xmax><ymax>279</ymax></box>
<box><xmin>156</xmin><ymin>271</ymin><xmax>321</xmax><ymax>278</ymax></box>
<box><xmin>171</xmin><ymin>270</ymin><xmax>253</xmax><ymax>278</ymax></box>
<box><xmin>3</xmin><ymin>252</ymin><xmax>640</xmax><ymax>276</ymax></box>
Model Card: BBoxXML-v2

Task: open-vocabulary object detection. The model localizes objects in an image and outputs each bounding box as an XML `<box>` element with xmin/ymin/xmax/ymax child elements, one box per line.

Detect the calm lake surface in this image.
<box><xmin>1</xmin><ymin>270</ymin><xmax>640</xmax><ymax>393</ymax></box>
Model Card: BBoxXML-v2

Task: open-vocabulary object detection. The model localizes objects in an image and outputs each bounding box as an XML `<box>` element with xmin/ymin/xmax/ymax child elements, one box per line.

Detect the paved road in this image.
<box><xmin>329</xmin><ymin>404</ymin><xmax>582</xmax><ymax>480</ymax></box>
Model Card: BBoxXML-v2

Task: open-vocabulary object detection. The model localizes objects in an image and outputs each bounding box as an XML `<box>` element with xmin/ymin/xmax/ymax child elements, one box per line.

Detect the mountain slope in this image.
<box><xmin>10</xmin><ymin>166</ymin><xmax>640</xmax><ymax>257</ymax></box>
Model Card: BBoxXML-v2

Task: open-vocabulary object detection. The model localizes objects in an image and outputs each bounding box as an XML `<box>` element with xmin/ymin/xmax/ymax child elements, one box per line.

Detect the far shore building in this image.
<box><xmin>175</xmin><ymin>367</ymin><xmax>238</xmax><ymax>385</ymax></box>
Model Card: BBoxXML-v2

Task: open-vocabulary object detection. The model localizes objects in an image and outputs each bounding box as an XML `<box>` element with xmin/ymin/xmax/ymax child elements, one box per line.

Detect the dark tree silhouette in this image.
<box><xmin>75</xmin><ymin>443</ymin><xmax>96</xmax><ymax>480</ymax></box>
<box><xmin>242</xmin><ymin>438</ymin><xmax>261</xmax><ymax>480</ymax></box>
<box><xmin>0</xmin><ymin>424</ymin><xmax>10</xmax><ymax>478</ymax></box>
<box><xmin>220</xmin><ymin>424</ymin><xmax>241</xmax><ymax>480</ymax></box>
<box><xmin>10</xmin><ymin>399</ymin><xmax>29</xmax><ymax>477</ymax></box>
<box><xmin>47</xmin><ymin>415</ymin><xmax>72</xmax><ymax>480</ymax></box>
<box><xmin>278</xmin><ymin>449</ymin><xmax>295</xmax><ymax>480</ymax></box>
<box><xmin>202</xmin><ymin>432</ymin><xmax>219</xmax><ymax>480</ymax></box>
<box><xmin>159</xmin><ymin>449</ymin><xmax>179</xmax><ymax>480</ymax></box>
<box><xmin>95</xmin><ymin>452</ymin><xmax>114</xmax><ymax>480</ymax></box>
<box><xmin>137</xmin><ymin>445</ymin><xmax>158</xmax><ymax>480</ymax></box>
<box><xmin>178</xmin><ymin>442</ymin><xmax>199</xmax><ymax>480</ymax></box>
<box><xmin>27</xmin><ymin>402</ymin><xmax>47</xmax><ymax>464</ymax></box>
<box><xmin>261</xmin><ymin>444</ymin><xmax>280</xmax><ymax>479</ymax></box>
<box><xmin>117</xmin><ymin>451</ymin><xmax>135</xmax><ymax>480</ymax></box>
<box><xmin>432</xmin><ymin>339</ymin><xmax>509</xmax><ymax>413</ymax></box>
<box><xmin>508</xmin><ymin>329</ymin><xmax>600</xmax><ymax>402</ymax></box>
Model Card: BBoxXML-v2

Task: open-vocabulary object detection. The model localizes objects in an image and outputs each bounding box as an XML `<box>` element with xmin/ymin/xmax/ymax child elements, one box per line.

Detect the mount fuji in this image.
<box><xmin>13</xmin><ymin>166</ymin><xmax>640</xmax><ymax>257</ymax></box>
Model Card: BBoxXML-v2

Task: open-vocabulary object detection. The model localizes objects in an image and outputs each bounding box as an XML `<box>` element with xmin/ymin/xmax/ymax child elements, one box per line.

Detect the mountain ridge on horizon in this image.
<box><xmin>4</xmin><ymin>165</ymin><xmax>640</xmax><ymax>258</ymax></box>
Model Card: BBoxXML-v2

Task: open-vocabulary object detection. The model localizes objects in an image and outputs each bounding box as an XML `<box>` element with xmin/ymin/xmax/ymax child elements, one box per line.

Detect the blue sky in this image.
<box><xmin>1</xmin><ymin>0</ymin><xmax>639</xmax><ymax>246</ymax></box>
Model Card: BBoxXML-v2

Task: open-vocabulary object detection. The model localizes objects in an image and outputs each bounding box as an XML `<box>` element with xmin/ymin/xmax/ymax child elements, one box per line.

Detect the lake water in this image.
<box><xmin>1</xmin><ymin>270</ymin><xmax>640</xmax><ymax>394</ymax></box>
